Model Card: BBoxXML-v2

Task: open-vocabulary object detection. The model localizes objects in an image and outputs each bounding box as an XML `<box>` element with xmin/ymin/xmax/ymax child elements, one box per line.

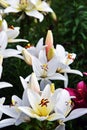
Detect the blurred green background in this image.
<box><xmin>0</xmin><ymin>0</ymin><xmax>87</xmax><ymax>130</ymax></box>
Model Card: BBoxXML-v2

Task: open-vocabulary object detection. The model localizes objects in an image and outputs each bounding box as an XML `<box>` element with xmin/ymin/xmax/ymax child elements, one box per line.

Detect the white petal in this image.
<box><xmin>12</xmin><ymin>95</ymin><xmax>22</xmax><ymax>105</ymax></box>
<box><xmin>39</xmin><ymin>49</ymin><xmax>47</xmax><ymax>64</ymax></box>
<box><xmin>8</xmin><ymin>38</ymin><xmax>28</xmax><ymax>43</ymax></box>
<box><xmin>64</xmin><ymin>73</ymin><xmax>68</xmax><ymax>88</ymax></box>
<box><xmin>56</xmin><ymin>44</ymin><xmax>66</xmax><ymax>60</ymax></box>
<box><xmin>0</xmin><ymin>118</ymin><xmax>16</xmax><ymax>128</ymax></box>
<box><xmin>0</xmin><ymin>82</ymin><xmax>12</xmax><ymax>89</ymax></box>
<box><xmin>30</xmin><ymin>0</ymin><xmax>38</xmax><ymax>5</ymax></box>
<box><xmin>0</xmin><ymin>31</ymin><xmax>8</xmax><ymax>49</ymax></box>
<box><xmin>47</xmin><ymin>113</ymin><xmax>65</xmax><ymax>121</ymax></box>
<box><xmin>32</xmin><ymin>56</ymin><xmax>42</xmax><ymax>77</ymax></box>
<box><xmin>3</xmin><ymin>49</ymin><xmax>21</xmax><ymax>58</ymax></box>
<box><xmin>48</xmin><ymin>73</ymin><xmax>66</xmax><ymax>81</ymax></box>
<box><xmin>41</xmin><ymin>84</ymin><xmax>51</xmax><ymax>99</ymax></box>
<box><xmin>40</xmin><ymin>79</ymin><xmax>51</xmax><ymax>91</ymax></box>
<box><xmin>65</xmin><ymin>69</ymin><xmax>83</xmax><ymax>76</ymax></box>
<box><xmin>47</xmin><ymin>56</ymin><xmax>59</xmax><ymax>75</ymax></box>
<box><xmin>16</xmin><ymin>45</ymin><xmax>23</xmax><ymax>52</ymax></box>
<box><xmin>0</xmin><ymin>65</ymin><xmax>3</xmax><ymax>78</ymax></box>
<box><xmin>55</xmin><ymin>89</ymin><xmax>71</xmax><ymax>115</ymax></box>
<box><xmin>0</xmin><ymin>106</ymin><xmax>20</xmax><ymax>118</ymax></box>
<box><xmin>27</xmin><ymin>89</ymin><xmax>40</xmax><ymax>114</ymax></box>
<box><xmin>2</xmin><ymin>20</ymin><xmax>8</xmax><ymax>31</ymax></box>
<box><xmin>64</xmin><ymin>108</ymin><xmax>87</xmax><ymax>122</ymax></box>
<box><xmin>36</xmin><ymin>38</ymin><xmax>44</xmax><ymax>52</ymax></box>
<box><xmin>22</xmin><ymin>90</ymin><xmax>30</xmax><ymax>106</ymax></box>
<box><xmin>4</xmin><ymin>7</ymin><xmax>19</xmax><ymax>13</ymax></box>
<box><xmin>0</xmin><ymin>97</ymin><xmax>5</xmax><ymax>105</ymax></box>
<box><xmin>37</xmin><ymin>1</ymin><xmax>53</xmax><ymax>12</ymax></box>
<box><xmin>18</xmin><ymin>106</ymin><xmax>47</xmax><ymax>121</ymax></box>
<box><xmin>26</xmin><ymin>10</ymin><xmax>44</xmax><ymax>22</ymax></box>
<box><xmin>5</xmin><ymin>0</ymin><xmax>19</xmax><ymax>6</ymax></box>
<box><xmin>28</xmin><ymin>73</ymin><xmax>40</xmax><ymax>93</ymax></box>
<box><xmin>20</xmin><ymin>76</ymin><xmax>28</xmax><ymax>90</ymax></box>
<box><xmin>25</xmin><ymin>74</ymin><xmax>31</xmax><ymax>82</ymax></box>
<box><xmin>7</xmin><ymin>27</ymin><xmax>20</xmax><ymax>39</ymax></box>
<box><xmin>55</xmin><ymin>124</ymin><xmax>65</xmax><ymax>130</ymax></box>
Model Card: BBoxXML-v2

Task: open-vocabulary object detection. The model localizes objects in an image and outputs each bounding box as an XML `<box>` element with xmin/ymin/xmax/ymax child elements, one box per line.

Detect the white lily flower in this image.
<box><xmin>0</xmin><ymin>93</ymin><xmax>30</xmax><ymax>128</ymax></box>
<box><xmin>4</xmin><ymin>0</ymin><xmax>53</xmax><ymax>22</ymax></box>
<box><xmin>16</xmin><ymin>38</ymin><xmax>44</xmax><ymax>63</ymax></box>
<box><xmin>25</xmin><ymin>49</ymin><xmax>66</xmax><ymax>88</ymax></box>
<box><xmin>0</xmin><ymin>15</ymin><xmax>28</xmax><ymax>43</ymax></box>
<box><xmin>0</xmin><ymin>31</ymin><xmax>22</xmax><ymax>77</ymax></box>
<box><xmin>55</xmin><ymin>44</ymin><xmax>83</xmax><ymax>87</ymax></box>
<box><xmin>19</xmin><ymin>84</ymin><xmax>65</xmax><ymax>121</ymax></box>
<box><xmin>55</xmin><ymin>89</ymin><xmax>87</xmax><ymax>130</ymax></box>
<box><xmin>0</xmin><ymin>82</ymin><xmax>12</xmax><ymax>119</ymax></box>
<box><xmin>0</xmin><ymin>97</ymin><xmax>5</xmax><ymax>119</ymax></box>
<box><xmin>20</xmin><ymin>72</ymin><xmax>40</xmax><ymax>93</ymax></box>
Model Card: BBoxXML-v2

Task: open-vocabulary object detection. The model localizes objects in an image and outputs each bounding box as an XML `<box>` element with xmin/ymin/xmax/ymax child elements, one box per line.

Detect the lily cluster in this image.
<box><xmin>0</xmin><ymin>24</ymin><xmax>87</xmax><ymax>130</ymax></box>
<box><xmin>0</xmin><ymin>3</ymin><xmax>87</xmax><ymax>129</ymax></box>
<box><xmin>0</xmin><ymin>0</ymin><xmax>53</xmax><ymax>22</ymax></box>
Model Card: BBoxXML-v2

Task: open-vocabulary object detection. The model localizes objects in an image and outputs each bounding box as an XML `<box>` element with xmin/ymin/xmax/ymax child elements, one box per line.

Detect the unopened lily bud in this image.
<box><xmin>51</xmin><ymin>12</ymin><xmax>57</xmax><ymax>22</ymax></box>
<box><xmin>45</xmin><ymin>30</ymin><xmax>55</xmax><ymax>60</ymax></box>
<box><xmin>0</xmin><ymin>0</ymin><xmax>9</xmax><ymax>8</ymax></box>
<box><xmin>47</xmin><ymin>47</ymin><xmax>55</xmax><ymax>61</ymax></box>
<box><xmin>22</xmin><ymin>48</ymin><xmax>32</xmax><ymax>65</ymax></box>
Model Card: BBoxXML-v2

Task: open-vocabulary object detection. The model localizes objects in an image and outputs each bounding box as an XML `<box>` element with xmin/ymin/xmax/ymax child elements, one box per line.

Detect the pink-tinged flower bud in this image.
<box><xmin>77</xmin><ymin>81</ymin><xmax>87</xmax><ymax>99</ymax></box>
<box><xmin>45</xmin><ymin>30</ymin><xmax>55</xmax><ymax>60</ymax></box>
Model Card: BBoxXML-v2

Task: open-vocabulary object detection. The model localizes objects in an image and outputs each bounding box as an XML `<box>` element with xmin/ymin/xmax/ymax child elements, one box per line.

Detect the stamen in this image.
<box><xmin>39</xmin><ymin>98</ymin><xmax>49</xmax><ymax>107</ymax></box>
<box><xmin>41</xmin><ymin>64</ymin><xmax>48</xmax><ymax>71</ymax></box>
<box><xmin>9</xmin><ymin>25</ymin><xmax>14</xmax><ymax>30</ymax></box>
<box><xmin>20</xmin><ymin>0</ymin><xmax>27</xmax><ymax>4</ymax></box>
<box><xmin>67</xmin><ymin>53</ymin><xmax>75</xmax><ymax>60</ymax></box>
<box><xmin>25</xmin><ymin>43</ymin><xmax>31</xmax><ymax>49</ymax></box>
<box><xmin>50</xmin><ymin>83</ymin><xmax>55</xmax><ymax>93</ymax></box>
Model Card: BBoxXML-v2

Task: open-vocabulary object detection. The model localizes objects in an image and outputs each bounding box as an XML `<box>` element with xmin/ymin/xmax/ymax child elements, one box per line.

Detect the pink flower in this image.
<box><xmin>66</xmin><ymin>81</ymin><xmax>87</xmax><ymax>108</ymax></box>
<box><xmin>83</xmin><ymin>72</ymin><xmax>87</xmax><ymax>76</ymax></box>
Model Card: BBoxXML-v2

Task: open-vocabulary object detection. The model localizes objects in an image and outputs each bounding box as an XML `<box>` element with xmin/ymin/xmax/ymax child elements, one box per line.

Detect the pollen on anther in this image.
<box><xmin>39</xmin><ymin>98</ymin><xmax>49</xmax><ymax>107</ymax></box>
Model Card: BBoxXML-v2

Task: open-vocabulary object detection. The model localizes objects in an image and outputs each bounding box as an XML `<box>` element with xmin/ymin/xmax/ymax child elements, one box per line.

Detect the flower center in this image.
<box><xmin>41</xmin><ymin>64</ymin><xmax>48</xmax><ymax>78</ymax></box>
<box><xmin>25</xmin><ymin>43</ymin><xmax>32</xmax><ymax>49</ymax></box>
<box><xmin>67</xmin><ymin>53</ymin><xmax>75</xmax><ymax>60</ymax></box>
<box><xmin>39</xmin><ymin>98</ymin><xmax>49</xmax><ymax>107</ymax></box>
<box><xmin>19</xmin><ymin>0</ymin><xmax>28</xmax><ymax>10</ymax></box>
<box><xmin>41</xmin><ymin>64</ymin><xmax>48</xmax><ymax>71</ymax></box>
<box><xmin>9</xmin><ymin>25</ymin><xmax>14</xmax><ymax>30</ymax></box>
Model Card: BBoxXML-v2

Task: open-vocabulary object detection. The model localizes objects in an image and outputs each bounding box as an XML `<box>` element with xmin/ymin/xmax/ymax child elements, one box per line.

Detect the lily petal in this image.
<box><xmin>0</xmin><ymin>118</ymin><xmax>16</xmax><ymax>128</ymax></box>
<box><xmin>0</xmin><ymin>106</ymin><xmax>20</xmax><ymax>118</ymax></box>
<box><xmin>64</xmin><ymin>108</ymin><xmax>87</xmax><ymax>122</ymax></box>
<box><xmin>26</xmin><ymin>10</ymin><xmax>44</xmax><ymax>22</ymax></box>
<box><xmin>0</xmin><ymin>82</ymin><xmax>12</xmax><ymax>89</ymax></box>
<box><xmin>55</xmin><ymin>124</ymin><xmax>65</xmax><ymax>130</ymax></box>
<box><xmin>64</xmin><ymin>69</ymin><xmax>83</xmax><ymax>76</ymax></box>
<box><xmin>2</xmin><ymin>49</ymin><xmax>21</xmax><ymax>58</ymax></box>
